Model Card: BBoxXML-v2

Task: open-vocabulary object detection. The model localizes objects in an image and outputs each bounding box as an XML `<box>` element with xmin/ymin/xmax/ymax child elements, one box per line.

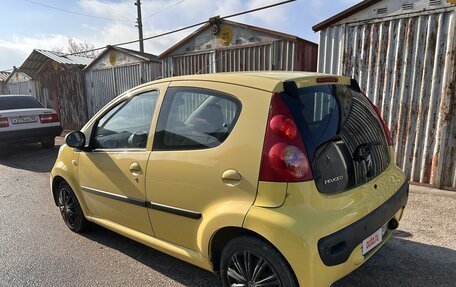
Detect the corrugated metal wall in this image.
<box><xmin>85</xmin><ymin>62</ymin><xmax>161</xmax><ymax>117</ymax></box>
<box><xmin>36</xmin><ymin>63</ymin><xmax>88</xmax><ymax>130</ymax></box>
<box><xmin>318</xmin><ymin>8</ymin><xmax>456</xmax><ymax>189</ymax></box>
<box><xmin>216</xmin><ymin>42</ymin><xmax>276</xmax><ymax>72</ymax></box>
<box><xmin>163</xmin><ymin>39</ymin><xmax>317</xmax><ymax>77</ymax></box>
<box><xmin>6</xmin><ymin>80</ymin><xmax>38</xmax><ymax>96</ymax></box>
<box><xmin>167</xmin><ymin>52</ymin><xmax>215</xmax><ymax>76</ymax></box>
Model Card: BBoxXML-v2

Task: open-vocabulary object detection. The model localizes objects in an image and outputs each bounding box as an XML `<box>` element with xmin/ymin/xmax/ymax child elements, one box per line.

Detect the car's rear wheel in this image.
<box><xmin>57</xmin><ymin>182</ymin><xmax>88</xmax><ymax>232</ymax></box>
<box><xmin>41</xmin><ymin>137</ymin><xmax>55</xmax><ymax>149</ymax></box>
<box><xmin>220</xmin><ymin>236</ymin><xmax>297</xmax><ymax>287</ymax></box>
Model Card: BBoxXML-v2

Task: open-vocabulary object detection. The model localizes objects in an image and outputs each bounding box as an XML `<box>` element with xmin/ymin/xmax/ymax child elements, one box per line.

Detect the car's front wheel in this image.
<box><xmin>41</xmin><ymin>137</ymin><xmax>55</xmax><ymax>149</ymax></box>
<box><xmin>57</xmin><ymin>182</ymin><xmax>88</xmax><ymax>232</ymax></box>
<box><xmin>220</xmin><ymin>236</ymin><xmax>297</xmax><ymax>287</ymax></box>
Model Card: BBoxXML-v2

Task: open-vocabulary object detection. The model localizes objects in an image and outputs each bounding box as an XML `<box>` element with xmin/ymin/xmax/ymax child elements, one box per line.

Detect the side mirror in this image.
<box><xmin>65</xmin><ymin>131</ymin><xmax>86</xmax><ymax>149</ymax></box>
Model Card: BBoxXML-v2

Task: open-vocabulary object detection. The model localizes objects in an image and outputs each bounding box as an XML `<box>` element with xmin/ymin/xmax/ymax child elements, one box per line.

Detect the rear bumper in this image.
<box><xmin>244</xmin><ymin>160</ymin><xmax>408</xmax><ymax>287</ymax></box>
<box><xmin>0</xmin><ymin>126</ymin><xmax>63</xmax><ymax>142</ymax></box>
<box><xmin>318</xmin><ymin>181</ymin><xmax>409</xmax><ymax>266</ymax></box>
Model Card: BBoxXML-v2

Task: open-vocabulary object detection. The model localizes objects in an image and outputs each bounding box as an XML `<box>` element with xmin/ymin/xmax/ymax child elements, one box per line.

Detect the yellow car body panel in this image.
<box><xmin>51</xmin><ymin>145</ymin><xmax>89</xmax><ymax>215</ymax></box>
<box><xmin>244</xmin><ymin>147</ymin><xmax>406</xmax><ymax>287</ymax></box>
<box><xmin>51</xmin><ymin>72</ymin><xmax>408</xmax><ymax>287</ymax></box>
<box><xmin>78</xmin><ymin>151</ymin><xmax>154</xmax><ymax>236</ymax></box>
<box><xmin>146</xmin><ymin>80</ymin><xmax>271</xmax><ymax>254</ymax></box>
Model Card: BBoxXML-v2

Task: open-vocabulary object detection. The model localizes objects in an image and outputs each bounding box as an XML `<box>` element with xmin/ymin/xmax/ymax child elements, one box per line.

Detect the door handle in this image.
<box><xmin>129</xmin><ymin>162</ymin><xmax>142</xmax><ymax>174</ymax></box>
<box><xmin>221</xmin><ymin>169</ymin><xmax>241</xmax><ymax>186</ymax></box>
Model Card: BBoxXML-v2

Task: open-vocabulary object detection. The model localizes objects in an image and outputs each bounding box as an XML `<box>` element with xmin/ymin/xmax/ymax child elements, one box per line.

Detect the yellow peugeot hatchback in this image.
<box><xmin>51</xmin><ymin>72</ymin><xmax>409</xmax><ymax>287</ymax></box>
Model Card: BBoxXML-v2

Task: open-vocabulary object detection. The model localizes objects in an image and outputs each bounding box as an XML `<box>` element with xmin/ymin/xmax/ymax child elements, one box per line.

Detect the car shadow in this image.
<box><xmin>332</xmin><ymin>230</ymin><xmax>456</xmax><ymax>286</ymax></box>
<box><xmin>0</xmin><ymin>143</ymin><xmax>60</xmax><ymax>173</ymax></box>
<box><xmin>81</xmin><ymin>226</ymin><xmax>456</xmax><ymax>287</ymax></box>
<box><xmin>81</xmin><ymin>225</ymin><xmax>221</xmax><ymax>287</ymax></box>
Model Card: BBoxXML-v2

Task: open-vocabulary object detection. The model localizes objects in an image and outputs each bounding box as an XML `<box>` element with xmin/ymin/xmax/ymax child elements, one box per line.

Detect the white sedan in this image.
<box><xmin>0</xmin><ymin>95</ymin><xmax>63</xmax><ymax>148</ymax></box>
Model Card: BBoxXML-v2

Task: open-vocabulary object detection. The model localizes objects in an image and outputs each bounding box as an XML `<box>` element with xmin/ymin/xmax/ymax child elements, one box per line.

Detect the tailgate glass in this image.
<box><xmin>281</xmin><ymin>85</ymin><xmax>390</xmax><ymax>193</ymax></box>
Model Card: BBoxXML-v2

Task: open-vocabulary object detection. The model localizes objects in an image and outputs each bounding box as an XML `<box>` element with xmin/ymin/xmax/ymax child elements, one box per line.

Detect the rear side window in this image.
<box><xmin>0</xmin><ymin>96</ymin><xmax>43</xmax><ymax>110</ymax></box>
<box><xmin>153</xmin><ymin>87</ymin><xmax>241</xmax><ymax>150</ymax></box>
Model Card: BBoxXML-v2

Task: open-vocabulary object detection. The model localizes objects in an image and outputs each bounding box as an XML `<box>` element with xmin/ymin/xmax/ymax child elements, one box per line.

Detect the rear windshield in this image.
<box><xmin>0</xmin><ymin>96</ymin><xmax>43</xmax><ymax>110</ymax></box>
<box><xmin>282</xmin><ymin>85</ymin><xmax>345</xmax><ymax>160</ymax></box>
<box><xmin>281</xmin><ymin>84</ymin><xmax>390</xmax><ymax>193</ymax></box>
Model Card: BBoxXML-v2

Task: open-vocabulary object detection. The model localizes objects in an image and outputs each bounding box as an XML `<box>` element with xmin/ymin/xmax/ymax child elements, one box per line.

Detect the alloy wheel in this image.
<box><xmin>226</xmin><ymin>250</ymin><xmax>281</xmax><ymax>287</ymax></box>
<box><xmin>58</xmin><ymin>186</ymin><xmax>78</xmax><ymax>229</ymax></box>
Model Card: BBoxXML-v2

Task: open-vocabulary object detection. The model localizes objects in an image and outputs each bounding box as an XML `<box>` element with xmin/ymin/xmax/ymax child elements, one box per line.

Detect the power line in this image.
<box><xmin>145</xmin><ymin>0</ymin><xmax>186</xmax><ymax>18</ymax></box>
<box><xmin>2</xmin><ymin>0</ymin><xmax>295</xmax><ymax>72</ymax></box>
<box><xmin>67</xmin><ymin>0</ymin><xmax>296</xmax><ymax>56</ymax></box>
<box><xmin>23</xmin><ymin>0</ymin><xmax>135</xmax><ymax>23</ymax></box>
<box><xmin>222</xmin><ymin>0</ymin><xmax>294</xmax><ymax>20</ymax></box>
<box><xmin>196</xmin><ymin>50</ymin><xmax>228</xmax><ymax>75</ymax></box>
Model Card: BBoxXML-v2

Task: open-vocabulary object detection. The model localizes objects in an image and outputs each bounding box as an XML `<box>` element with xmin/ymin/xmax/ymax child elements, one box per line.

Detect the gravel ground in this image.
<box><xmin>0</xmin><ymin>139</ymin><xmax>455</xmax><ymax>287</ymax></box>
<box><xmin>333</xmin><ymin>185</ymin><xmax>456</xmax><ymax>287</ymax></box>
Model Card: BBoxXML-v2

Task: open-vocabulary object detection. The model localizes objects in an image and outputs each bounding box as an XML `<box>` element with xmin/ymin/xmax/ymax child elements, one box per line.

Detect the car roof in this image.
<box><xmin>142</xmin><ymin>72</ymin><xmax>350</xmax><ymax>93</ymax></box>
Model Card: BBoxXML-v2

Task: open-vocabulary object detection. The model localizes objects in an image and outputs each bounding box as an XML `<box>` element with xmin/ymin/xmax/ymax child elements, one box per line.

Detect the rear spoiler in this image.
<box><xmin>350</xmin><ymin>79</ymin><xmax>363</xmax><ymax>93</ymax></box>
<box><xmin>283</xmin><ymin>78</ymin><xmax>364</xmax><ymax>98</ymax></box>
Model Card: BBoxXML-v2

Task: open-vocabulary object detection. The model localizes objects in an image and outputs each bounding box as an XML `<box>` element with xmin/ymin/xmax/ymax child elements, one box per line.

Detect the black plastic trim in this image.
<box><xmin>81</xmin><ymin>186</ymin><xmax>145</xmax><ymax>207</ymax></box>
<box><xmin>81</xmin><ymin>186</ymin><xmax>202</xmax><ymax>220</ymax></box>
<box><xmin>317</xmin><ymin>181</ymin><xmax>409</xmax><ymax>266</ymax></box>
<box><xmin>146</xmin><ymin>202</ymin><xmax>202</xmax><ymax>219</ymax></box>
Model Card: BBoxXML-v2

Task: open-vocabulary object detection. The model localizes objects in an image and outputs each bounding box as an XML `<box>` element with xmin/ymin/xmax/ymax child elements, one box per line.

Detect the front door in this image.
<box><xmin>78</xmin><ymin>90</ymin><xmax>160</xmax><ymax>236</ymax></box>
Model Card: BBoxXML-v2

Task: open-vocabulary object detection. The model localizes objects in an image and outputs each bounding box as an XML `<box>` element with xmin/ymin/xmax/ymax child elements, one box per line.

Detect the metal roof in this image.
<box><xmin>20</xmin><ymin>49</ymin><xmax>93</xmax><ymax>74</ymax></box>
<box><xmin>83</xmin><ymin>45</ymin><xmax>160</xmax><ymax>71</ymax></box>
<box><xmin>313</xmin><ymin>0</ymin><xmax>382</xmax><ymax>32</ymax></box>
<box><xmin>113</xmin><ymin>46</ymin><xmax>160</xmax><ymax>62</ymax></box>
<box><xmin>3</xmin><ymin>69</ymin><xmax>32</xmax><ymax>83</ymax></box>
<box><xmin>0</xmin><ymin>71</ymin><xmax>10</xmax><ymax>82</ymax></box>
<box><xmin>160</xmin><ymin>18</ymin><xmax>316</xmax><ymax>57</ymax></box>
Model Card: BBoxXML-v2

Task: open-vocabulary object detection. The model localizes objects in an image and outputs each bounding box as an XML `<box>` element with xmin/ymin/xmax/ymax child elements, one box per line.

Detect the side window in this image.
<box><xmin>93</xmin><ymin>91</ymin><xmax>159</xmax><ymax>149</ymax></box>
<box><xmin>153</xmin><ymin>87</ymin><xmax>241</xmax><ymax>150</ymax></box>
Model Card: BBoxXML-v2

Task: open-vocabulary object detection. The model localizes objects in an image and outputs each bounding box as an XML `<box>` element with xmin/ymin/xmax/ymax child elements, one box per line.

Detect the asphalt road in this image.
<box><xmin>0</xmin><ymin>140</ymin><xmax>455</xmax><ymax>287</ymax></box>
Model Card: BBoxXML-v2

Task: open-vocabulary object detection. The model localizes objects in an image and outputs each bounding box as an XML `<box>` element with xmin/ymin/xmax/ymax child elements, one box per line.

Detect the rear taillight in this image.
<box><xmin>259</xmin><ymin>93</ymin><xmax>312</xmax><ymax>182</ymax></box>
<box><xmin>0</xmin><ymin>117</ymin><xmax>9</xmax><ymax>128</ymax></box>
<box><xmin>40</xmin><ymin>113</ymin><xmax>59</xmax><ymax>124</ymax></box>
<box><xmin>363</xmin><ymin>96</ymin><xmax>392</xmax><ymax>146</ymax></box>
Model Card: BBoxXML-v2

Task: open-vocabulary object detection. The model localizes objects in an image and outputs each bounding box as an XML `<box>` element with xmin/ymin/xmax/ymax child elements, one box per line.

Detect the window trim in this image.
<box><xmin>152</xmin><ymin>86</ymin><xmax>242</xmax><ymax>151</ymax></box>
<box><xmin>88</xmin><ymin>89</ymin><xmax>160</xmax><ymax>152</ymax></box>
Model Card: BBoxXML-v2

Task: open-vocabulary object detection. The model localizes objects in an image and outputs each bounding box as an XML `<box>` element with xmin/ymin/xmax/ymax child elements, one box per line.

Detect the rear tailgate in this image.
<box><xmin>281</xmin><ymin>77</ymin><xmax>391</xmax><ymax>194</ymax></box>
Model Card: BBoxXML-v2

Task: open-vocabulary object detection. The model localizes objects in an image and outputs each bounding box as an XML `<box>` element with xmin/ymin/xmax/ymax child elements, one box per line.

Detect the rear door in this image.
<box><xmin>145</xmin><ymin>81</ymin><xmax>270</xmax><ymax>251</ymax></box>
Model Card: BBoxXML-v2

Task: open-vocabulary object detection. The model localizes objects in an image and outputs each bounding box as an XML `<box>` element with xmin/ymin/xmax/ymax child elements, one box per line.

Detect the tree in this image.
<box><xmin>52</xmin><ymin>38</ymin><xmax>99</xmax><ymax>58</ymax></box>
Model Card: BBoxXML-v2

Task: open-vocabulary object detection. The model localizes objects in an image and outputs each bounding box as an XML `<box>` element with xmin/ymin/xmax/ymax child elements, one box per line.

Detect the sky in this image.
<box><xmin>0</xmin><ymin>0</ymin><xmax>360</xmax><ymax>71</ymax></box>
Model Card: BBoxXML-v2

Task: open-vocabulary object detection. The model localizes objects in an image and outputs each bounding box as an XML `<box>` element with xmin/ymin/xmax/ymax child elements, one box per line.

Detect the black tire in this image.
<box><xmin>57</xmin><ymin>182</ymin><xmax>88</xmax><ymax>233</ymax></box>
<box><xmin>41</xmin><ymin>137</ymin><xmax>55</xmax><ymax>149</ymax></box>
<box><xmin>220</xmin><ymin>236</ymin><xmax>298</xmax><ymax>287</ymax></box>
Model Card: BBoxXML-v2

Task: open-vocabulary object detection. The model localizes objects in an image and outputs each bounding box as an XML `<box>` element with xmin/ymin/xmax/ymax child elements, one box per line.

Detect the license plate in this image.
<box><xmin>11</xmin><ymin>116</ymin><xmax>38</xmax><ymax>124</ymax></box>
<box><xmin>361</xmin><ymin>225</ymin><xmax>385</xmax><ymax>255</ymax></box>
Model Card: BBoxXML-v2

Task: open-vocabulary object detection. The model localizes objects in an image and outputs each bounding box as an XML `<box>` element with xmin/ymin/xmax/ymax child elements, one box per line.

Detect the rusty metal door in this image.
<box><xmin>341</xmin><ymin>11</ymin><xmax>456</xmax><ymax>189</ymax></box>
